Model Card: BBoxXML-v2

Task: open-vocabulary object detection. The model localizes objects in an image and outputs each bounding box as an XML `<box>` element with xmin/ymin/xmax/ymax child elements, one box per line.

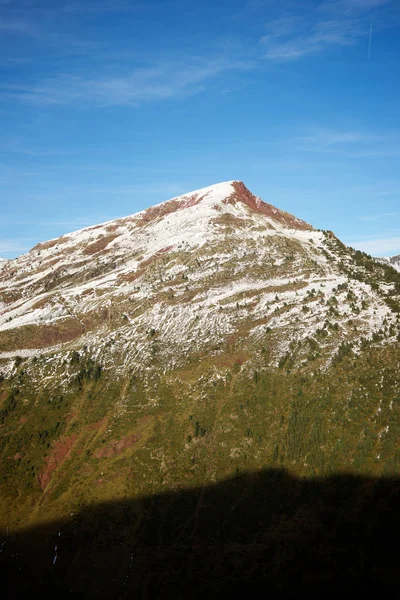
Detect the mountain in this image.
<box><xmin>1</xmin><ymin>181</ymin><xmax>400</xmax><ymax>596</ymax></box>
<box><xmin>377</xmin><ymin>253</ymin><xmax>400</xmax><ymax>273</ymax></box>
<box><xmin>0</xmin><ymin>181</ymin><xmax>397</xmax><ymax>372</ymax></box>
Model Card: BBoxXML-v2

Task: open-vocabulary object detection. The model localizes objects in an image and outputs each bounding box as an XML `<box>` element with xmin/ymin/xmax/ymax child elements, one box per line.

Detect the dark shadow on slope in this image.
<box><xmin>2</xmin><ymin>469</ymin><xmax>400</xmax><ymax>599</ymax></box>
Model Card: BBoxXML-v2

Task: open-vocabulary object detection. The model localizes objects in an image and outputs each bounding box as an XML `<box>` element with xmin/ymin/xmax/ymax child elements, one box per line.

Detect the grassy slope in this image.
<box><xmin>1</xmin><ymin>338</ymin><xmax>399</xmax><ymax>529</ymax></box>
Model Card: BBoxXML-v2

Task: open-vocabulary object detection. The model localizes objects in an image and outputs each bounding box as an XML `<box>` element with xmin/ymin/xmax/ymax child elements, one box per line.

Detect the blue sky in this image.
<box><xmin>1</xmin><ymin>0</ymin><xmax>399</xmax><ymax>259</ymax></box>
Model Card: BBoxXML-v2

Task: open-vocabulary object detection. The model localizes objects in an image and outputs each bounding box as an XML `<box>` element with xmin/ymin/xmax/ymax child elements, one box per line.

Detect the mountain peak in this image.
<box><xmin>102</xmin><ymin>180</ymin><xmax>313</xmax><ymax>243</ymax></box>
<box><xmin>2</xmin><ymin>178</ymin><xmax>397</xmax><ymax>374</ymax></box>
<box><xmin>138</xmin><ymin>180</ymin><xmax>312</xmax><ymax>231</ymax></box>
<box><xmin>18</xmin><ymin>180</ymin><xmax>313</xmax><ymax>265</ymax></box>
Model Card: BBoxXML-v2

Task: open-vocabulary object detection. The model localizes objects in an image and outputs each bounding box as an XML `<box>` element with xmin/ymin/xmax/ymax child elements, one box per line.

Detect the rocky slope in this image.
<box><xmin>0</xmin><ymin>180</ymin><xmax>399</xmax><ymax>532</ymax></box>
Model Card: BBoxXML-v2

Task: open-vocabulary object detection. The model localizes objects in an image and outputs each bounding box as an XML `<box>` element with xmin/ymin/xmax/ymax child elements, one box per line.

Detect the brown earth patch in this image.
<box><xmin>135</xmin><ymin>201</ymin><xmax>181</xmax><ymax>226</ymax></box>
<box><xmin>0</xmin><ymin>318</ymin><xmax>84</xmax><ymax>352</ymax></box>
<box><xmin>78</xmin><ymin>288</ymin><xmax>94</xmax><ymax>297</ymax></box>
<box><xmin>212</xmin><ymin>213</ymin><xmax>248</xmax><ymax>229</ymax></box>
<box><xmin>34</xmin><ymin>257</ymin><xmax>62</xmax><ymax>273</ymax></box>
<box><xmin>135</xmin><ymin>194</ymin><xmax>207</xmax><ymax>226</ymax></box>
<box><xmin>32</xmin><ymin>239</ymin><xmax>59</xmax><ymax>252</ymax></box>
<box><xmin>0</xmin><ymin>290</ymin><xmax>21</xmax><ymax>305</ymax></box>
<box><xmin>179</xmin><ymin>193</ymin><xmax>207</xmax><ymax>209</ymax></box>
<box><xmin>117</xmin><ymin>269</ymin><xmax>146</xmax><ymax>284</ymax></box>
<box><xmin>86</xmin><ymin>416</ymin><xmax>108</xmax><ymax>432</ymax></box>
<box><xmin>226</xmin><ymin>182</ymin><xmax>313</xmax><ymax>231</ymax></box>
<box><xmin>33</xmin><ymin>236</ymin><xmax>72</xmax><ymax>252</ymax></box>
<box><xmin>215</xmin><ymin>353</ymin><xmax>249</xmax><ymax>369</ymax></box>
<box><xmin>138</xmin><ymin>249</ymin><xmax>168</xmax><ymax>270</ymax></box>
<box><xmin>158</xmin><ymin>245</ymin><xmax>173</xmax><ymax>254</ymax></box>
<box><xmin>82</xmin><ymin>234</ymin><xmax>118</xmax><ymax>256</ymax></box>
<box><xmin>38</xmin><ymin>434</ymin><xmax>77</xmax><ymax>490</ymax></box>
<box><xmin>31</xmin><ymin>296</ymin><xmax>52</xmax><ymax>310</ymax></box>
<box><xmin>94</xmin><ymin>434</ymin><xmax>140</xmax><ymax>459</ymax></box>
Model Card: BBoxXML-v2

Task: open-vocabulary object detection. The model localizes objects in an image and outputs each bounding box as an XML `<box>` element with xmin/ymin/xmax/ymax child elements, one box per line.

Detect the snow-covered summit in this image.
<box><xmin>156</xmin><ymin>180</ymin><xmax>237</xmax><ymax>207</ymax></box>
<box><xmin>0</xmin><ymin>181</ymin><xmax>313</xmax><ymax>281</ymax></box>
<box><xmin>0</xmin><ymin>180</ymin><xmax>397</xmax><ymax>374</ymax></box>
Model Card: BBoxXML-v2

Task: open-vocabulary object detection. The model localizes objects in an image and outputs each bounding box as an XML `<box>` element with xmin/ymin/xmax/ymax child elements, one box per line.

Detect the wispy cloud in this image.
<box><xmin>0</xmin><ymin>137</ymin><xmax>71</xmax><ymax>157</ymax></box>
<box><xmin>60</xmin><ymin>0</ymin><xmax>133</xmax><ymax>13</ymax></box>
<box><xmin>359</xmin><ymin>212</ymin><xmax>398</xmax><ymax>221</ymax></box>
<box><xmin>0</xmin><ymin>57</ymin><xmax>243</xmax><ymax>107</ymax></box>
<box><xmin>0</xmin><ymin>18</ymin><xmax>35</xmax><ymax>35</ymax></box>
<box><xmin>290</xmin><ymin>126</ymin><xmax>400</xmax><ymax>158</ymax></box>
<box><xmin>0</xmin><ymin>240</ymin><xmax>29</xmax><ymax>254</ymax></box>
<box><xmin>345</xmin><ymin>235</ymin><xmax>400</xmax><ymax>256</ymax></box>
<box><xmin>23</xmin><ymin>181</ymin><xmax>187</xmax><ymax>201</ymax></box>
<box><xmin>1</xmin><ymin>218</ymin><xmax>99</xmax><ymax>227</ymax></box>
<box><xmin>297</xmin><ymin>128</ymin><xmax>382</xmax><ymax>146</ymax></box>
<box><xmin>260</xmin><ymin>0</ymin><xmax>393</xmax><ymax>61</ymax></box>
<box><xmin>368</xmin><ymin>19</ymin><xmax>373</xmax><ymax>58</ymax></box>
<box><xmin>321</xmin><ymin>0</ymin><xmax>393</xmax><ymax>16</ymax></box>
<box><xmin>0</xmin><ymin>10</ymin><xmax>105</xmax><ymax>58</ymax></box>
<box><xmin>0</xmin><ymin>0</ymin><xmax>395</xmax><ymax>110</ymax></box>
<box><xmin>261</xmin><ymin>17</ymin><xmax>362</xmax><ymax>60</ymax></box>
<box><xmin>377</xmin><ymin>187</ymin><xmax>400</xmax><ymax>196</ymax></box>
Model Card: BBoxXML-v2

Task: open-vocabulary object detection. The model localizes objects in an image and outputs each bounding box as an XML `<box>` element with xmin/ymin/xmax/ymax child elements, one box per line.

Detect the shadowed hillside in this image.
<box><xmin>2</xmin><ymin>469</ymin><xmax>400</xmax><ymax>599</ymax></box>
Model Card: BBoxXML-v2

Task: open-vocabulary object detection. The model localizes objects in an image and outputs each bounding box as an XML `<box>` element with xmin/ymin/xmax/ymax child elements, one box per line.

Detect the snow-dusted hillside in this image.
<box><xmin>1</xmin><ymin>180</ymin><xmax>400</xmax><ymax>537</ymax></box>
<box><xmin>0</xmin><ymin>181</ymin><xmax>399</xmax><ymax>379</ymax></box>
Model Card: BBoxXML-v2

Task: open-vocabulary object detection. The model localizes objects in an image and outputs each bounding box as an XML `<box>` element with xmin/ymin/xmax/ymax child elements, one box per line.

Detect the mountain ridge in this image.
<box><xmin>0</xmin><ymin>181</ymin><xmax>321</xmax><ymax>367</ymax></box>
<box><xmin>378</xmin><ymin>253</ymin><xmax>400</xmax><ymax>273</ymax></box>
<box><xmin>0</xmin><ymin>181</ymin><xmax>398</xmax><ymax>373</ymax></box>
<box><xmin>26</xmin><ymin>180</ymin><xmax>312</xmax><ymax>253</ymax></box>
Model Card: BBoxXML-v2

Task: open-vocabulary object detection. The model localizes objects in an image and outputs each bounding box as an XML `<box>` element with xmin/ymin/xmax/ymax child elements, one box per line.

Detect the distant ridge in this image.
<box><xmin>376</xmin><ymin>253</ymin><xmax>400</xmax><ymax>272</ymax></box>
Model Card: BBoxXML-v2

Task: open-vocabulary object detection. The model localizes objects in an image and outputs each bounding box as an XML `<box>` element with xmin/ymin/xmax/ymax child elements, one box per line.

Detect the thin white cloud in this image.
<box><xmin>0</xmin><ymin>0</ymin><xmax>395</xmax><ymax>109</ymax></box>
<box><xmin>290</xmin><ymin>126</ymin><xmax>400</xmax><ymax>158</ymax></box>
<box><xmin>346</xmin><ymin>236</ymin><xmax>400</xmax><ymax>256</ymax></box>
<box><xmin>0</xmin><ymin>57</ymin><xmax>242</xmax><ymax>107</ymax></box>
<box><xmin>359</xmin><ymin>212</ymin><xmax>398</xmax><ymax>221</ymax></box>
<box><xmin>2</xmin><ymin>218</ymin><xmax>98</xmax><ymax>227</ymax></box>
<box><xmin>298</xmin><ymin>128</ymin><xmax>382</xmax><ymax>146</ymax></box>
<box><xmin>60</xmin><ymin>0</ymin><xmax>132</xmax><ymax>13</ymax></box>
<box><xmin>261</xmin><ymin>17</ymin><xmax>362</xmax><ymax>61</ymax></box>
<box><xmin>322</xmin><ymin>0</ymin><xmax>393</xmax><ymax>15</ymax></box>
<box><xmin>0</xmin><ymin>18</ymin><xmax>35</xmax><ymax>35</ymax></box>
<box><xmin>0</xmin><ymin>240</ymin><xmax>29</xmax><ymax>254</ymax></box>
<box><xmin>377</xmin><ymin>188</ymin><xmax>400</xmax><ymax>196</ymax></box>
<box><xmin>22</xmin><ymin>181</ymin><xmax>186</xmax><ymax>199</ymax></box>
<box><xmin>260</xmin><ymin>0</ymin><xmax>394</xmax><ymax>61</ymax></box>
<box><xmin>0</xmin><ymin>137</ymin><xmax>71</xmax><ymax>157</ymax></box>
